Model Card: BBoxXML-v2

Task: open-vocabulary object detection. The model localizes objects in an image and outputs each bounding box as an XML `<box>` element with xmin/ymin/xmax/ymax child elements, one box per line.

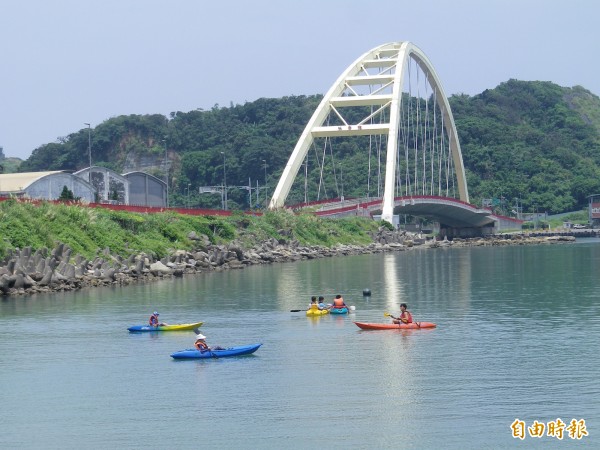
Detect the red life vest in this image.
<box><xmin>149</xmin><ymin>315</ymin><xmax>159</xmax><ymax>326</ymax></box>
<box><xmin>402</xmin><ymin>311</ymin><xmax>413</xmax><ymax>323</ymax></box>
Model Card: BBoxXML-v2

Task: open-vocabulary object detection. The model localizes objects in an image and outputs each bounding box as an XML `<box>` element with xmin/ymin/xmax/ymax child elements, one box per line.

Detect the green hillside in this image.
<box><xmin>0</xmin><ymin>200</ymin><xmax>381</xmax><ymax>259</ymax></box>
<box><xmin>452</xmin><ymin>80</ymin><xmax>600</xmax><ymax>213</ymax></box>
<box><xmin>17</xmin><ymin>80</ymin><xmax>600</xmax><ymax>214</ymax></box>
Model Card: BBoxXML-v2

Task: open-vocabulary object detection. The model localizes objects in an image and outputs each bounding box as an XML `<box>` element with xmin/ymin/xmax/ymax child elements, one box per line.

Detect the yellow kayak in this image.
<box><xmin>127</xmin><ymin>321</ymin><xmax>203</xmax><ymax>332</ymax></box>
<box><xmin>306</xmin><ymin>308</ymin><xmax>329</xmax><ymax>317</ymax></box>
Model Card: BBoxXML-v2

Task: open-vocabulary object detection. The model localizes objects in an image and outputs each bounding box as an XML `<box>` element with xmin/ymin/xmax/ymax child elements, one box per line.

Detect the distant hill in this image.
<box><xmin>16</xmin><ymin>80</ymin><xmax>600</xmax><ymax>214</ymax></box>
<box><xmin>451</xmin><ymin>80</ymin><xmax>600</xmax><ymax>214</ymax></box>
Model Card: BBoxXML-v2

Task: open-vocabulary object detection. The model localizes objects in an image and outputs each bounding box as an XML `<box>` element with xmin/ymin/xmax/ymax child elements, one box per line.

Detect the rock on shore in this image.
<box><xmin>0</xmin><ymin>229</ymin><xmax>575</xmax><ymax>297</ymax></box>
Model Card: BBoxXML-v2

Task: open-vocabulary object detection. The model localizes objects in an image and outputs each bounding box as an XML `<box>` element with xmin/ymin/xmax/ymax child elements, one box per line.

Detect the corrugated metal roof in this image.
<box><xmin>0</xmin><ymin>171</ymin><xmax>65</xmax><ymax>192</ymax></box>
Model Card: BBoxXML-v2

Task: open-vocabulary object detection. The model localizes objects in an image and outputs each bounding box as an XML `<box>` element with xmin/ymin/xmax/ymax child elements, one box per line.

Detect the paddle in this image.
<box><xmin>291</xmin><ymin>308</ymin><xmax>327</xmax><ymax>312</ymax></box>
<box><xmin>291</xmin><ymin>307</ymin><xmax>332</xmax><ymax>312</ymax></box>
<box><xmin>384</xmin><ymin>312</ymin><xmax>421</xmax><ymax>327</ymax></box>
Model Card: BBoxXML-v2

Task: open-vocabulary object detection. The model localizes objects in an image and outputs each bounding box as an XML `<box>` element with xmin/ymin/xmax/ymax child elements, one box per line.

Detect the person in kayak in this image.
<box><xmin>194</xmin><ymin>334</ymin><xmax>224</xmax><ymax>352</ymax></box>
<box><xmin>391</xmin><ymin>303</ymin><xmax>413</xmax><ymax>324</ymax></box>
<box><xmin>317</xmin><ymin>296</ymin><xmax>328</xmax><ymax>310</ymax></box>
<box><xmin>331</xmin><ymin>294</ymin><xmax>348</xmax><ymax>310</ymax></box>
<box><xmin>148</xmin><ymin>311</ymin><xmax>166</xmax><ymax>327</ymax></box>
<box><xmin>307</xmin><ymin>296</ymin><xmax>319</xmax><ymax>311</ymax></box>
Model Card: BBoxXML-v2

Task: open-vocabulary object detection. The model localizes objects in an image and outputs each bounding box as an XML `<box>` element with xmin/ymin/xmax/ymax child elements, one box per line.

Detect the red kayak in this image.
<box><xmin>354</xmin><ymin>321</ymin><xmax>436</xmax><ymax>330</ymax></box>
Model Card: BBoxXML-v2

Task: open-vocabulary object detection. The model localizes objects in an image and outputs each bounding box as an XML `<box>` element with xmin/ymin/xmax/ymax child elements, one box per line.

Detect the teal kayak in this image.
<box><xmin>329</xmin><ymin>307</ymin><xmax>349</xmax><ymax>314</ymax></box>
<box><xmin>170</xmin><ymin>343</ymin><xmax>262</xmax><ymax>360</ymax></box>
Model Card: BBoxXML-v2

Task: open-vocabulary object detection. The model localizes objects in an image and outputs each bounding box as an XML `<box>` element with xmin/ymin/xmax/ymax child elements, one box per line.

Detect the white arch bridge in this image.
<box><xmin>267</xmin><ymin>41</ymin><xmax>505</xmax><ymax>234</ymax></box>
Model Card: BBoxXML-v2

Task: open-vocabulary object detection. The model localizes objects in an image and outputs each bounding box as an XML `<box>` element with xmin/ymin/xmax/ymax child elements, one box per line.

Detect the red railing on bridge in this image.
<box><xmin>0</xmin><ymin>197</ymin><xmax>263</xmax><ymax>217</ymax></box>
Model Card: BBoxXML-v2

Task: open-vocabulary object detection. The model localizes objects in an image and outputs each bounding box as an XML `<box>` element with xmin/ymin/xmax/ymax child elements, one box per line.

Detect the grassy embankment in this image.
<box><xmin>0</xmin><ymin>200</ymin><xmax>383</xmax><ymax>260</ymax></box>
<box><xmin>520</xmin><ymin>210</ymin><xmax>589</xmax><ymax>230</ymax></box>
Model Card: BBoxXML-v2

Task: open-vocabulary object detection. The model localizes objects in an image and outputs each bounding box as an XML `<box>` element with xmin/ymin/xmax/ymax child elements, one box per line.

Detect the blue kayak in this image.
<box><xmin>170</xmin><ymin>343</ymin><xmax>262</xmax><ymax>360</ymax></box>
<box><xmin>329</xmin><ymin>307</ymin><xmax>349</xmax><ymax>314</ymax></box>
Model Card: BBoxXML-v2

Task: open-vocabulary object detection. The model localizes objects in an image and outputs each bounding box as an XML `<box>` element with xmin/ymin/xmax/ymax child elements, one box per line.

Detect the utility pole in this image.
<box><xmin>304</xmin><ymin>161</ymin><xmax>308</xmax><ymax>205</ymax></box>
<box><xmin>163</xmin><ymin>139</ymin><xmax>169</xmax><ymax>207</ymax></box>
<box><xmin>248</xmin><ymin>178</ymin><xmax>252</xmax><ymax>208</ymax></box>
<box><xmin>262</xmin><ymin>159</ymin><xmax>267</xmax><ymax>207</ymax></box>
<box><xmin>221</xmin><ymin>152</ymin><xmax>227</xmax><ymax>210</ymax></box>
<box><xmin>339</xmin><ymin>163</ymin><xmax>344</xmax><ymax>202</ymax></box>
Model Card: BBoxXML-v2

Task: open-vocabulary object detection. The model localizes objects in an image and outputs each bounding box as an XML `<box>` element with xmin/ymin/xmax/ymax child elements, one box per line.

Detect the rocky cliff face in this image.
<box><xmin>122</xmin><ymin>152</ymin><xmax>165</xmax><ymax>174</ymax></box>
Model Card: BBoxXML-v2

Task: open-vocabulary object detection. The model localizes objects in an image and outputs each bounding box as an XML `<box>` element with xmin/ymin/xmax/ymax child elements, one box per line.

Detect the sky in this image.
<box><xmin>1</xmin><ymin>0</ymin><xmax>599</xmax><ymax>160</ymax></box>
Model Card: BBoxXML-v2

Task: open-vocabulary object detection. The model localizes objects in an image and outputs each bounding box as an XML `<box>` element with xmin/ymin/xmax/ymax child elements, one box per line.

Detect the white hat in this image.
<box><xmin>196</xmin><ymin>334</ymin><xmax>206</xmax><ymax>340</ymax></box>
<box><xmin>153</xmin><ymin>311</ymin><xmax>159</xmax><ymax>315</ymax></box>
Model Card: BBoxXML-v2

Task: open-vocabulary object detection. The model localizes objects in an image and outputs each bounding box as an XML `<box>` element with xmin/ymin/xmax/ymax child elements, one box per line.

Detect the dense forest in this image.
<box><xmin>16</xmin><ymin>80</ymin><xmax>600</xmax><ymax>215</ymax></box>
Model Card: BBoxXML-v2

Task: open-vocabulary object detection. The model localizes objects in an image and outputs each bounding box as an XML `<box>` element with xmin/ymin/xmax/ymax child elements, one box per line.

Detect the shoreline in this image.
<box><xmin>0</xmin><ymin>228</ymin><xmax>576</xmax><ymax>298</ymax></box>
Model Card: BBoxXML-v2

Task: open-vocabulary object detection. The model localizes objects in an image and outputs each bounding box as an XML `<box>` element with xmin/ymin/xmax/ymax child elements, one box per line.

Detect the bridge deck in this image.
<box><xmin>312</xmin><ymin>196</ymin><xmax>497</xmax><ymax>228</ymax></box>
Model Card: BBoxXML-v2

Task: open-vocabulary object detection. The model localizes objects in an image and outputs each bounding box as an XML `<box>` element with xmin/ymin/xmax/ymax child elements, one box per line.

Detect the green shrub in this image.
<box><xmin>0</xmin><ymin>202</ymin><xmax>384</xmax><ymax>259</ymax></box>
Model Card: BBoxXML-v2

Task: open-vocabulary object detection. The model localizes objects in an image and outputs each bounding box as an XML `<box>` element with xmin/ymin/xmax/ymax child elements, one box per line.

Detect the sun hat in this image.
<box><xmin>153</xmin><ymin>311</ymin><xmax>159</xmax><ymax>315</ymax></box>
<box><xmin>196</xmin><ymin>333</ymin><xmax>206</xmax><ymax>340</ymax></box>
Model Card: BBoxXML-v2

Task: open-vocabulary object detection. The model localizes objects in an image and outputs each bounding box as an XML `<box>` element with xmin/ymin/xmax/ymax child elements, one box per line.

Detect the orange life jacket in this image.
<box><xmin>195</xmin><ymin>341</ymin><xmax>209</xmax><ymax>351</ymax></box>
<box><xmin>333</xmin><ymin>297</ymin><xmax>345</xmax><ymax>308</ymax></box>
<box><xmin>401</xmin><ymin>311</ymin><xmax>413</xmax><ymax>323</ymax></box>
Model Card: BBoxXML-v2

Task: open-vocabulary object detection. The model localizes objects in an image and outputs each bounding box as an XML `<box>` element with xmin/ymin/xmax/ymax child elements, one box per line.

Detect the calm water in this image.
<box><xmin>1</xmin><ymin>240</ymin><xmax>599</xmax><ymax>449</ymax></box>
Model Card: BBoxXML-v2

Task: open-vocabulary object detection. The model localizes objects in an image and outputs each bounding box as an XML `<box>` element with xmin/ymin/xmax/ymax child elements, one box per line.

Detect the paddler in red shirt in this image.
<box><xmin>391</xmin><ymin>303</ymin><xmax>413</xmax><ymax>324</ymax></box>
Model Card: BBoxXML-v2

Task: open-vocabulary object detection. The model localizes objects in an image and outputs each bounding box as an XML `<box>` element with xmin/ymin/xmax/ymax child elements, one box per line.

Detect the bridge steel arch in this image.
<box><xmin>268</xmin><ymin>42</ymin><xmax>469</xmax><ymax>224</ymax></box>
